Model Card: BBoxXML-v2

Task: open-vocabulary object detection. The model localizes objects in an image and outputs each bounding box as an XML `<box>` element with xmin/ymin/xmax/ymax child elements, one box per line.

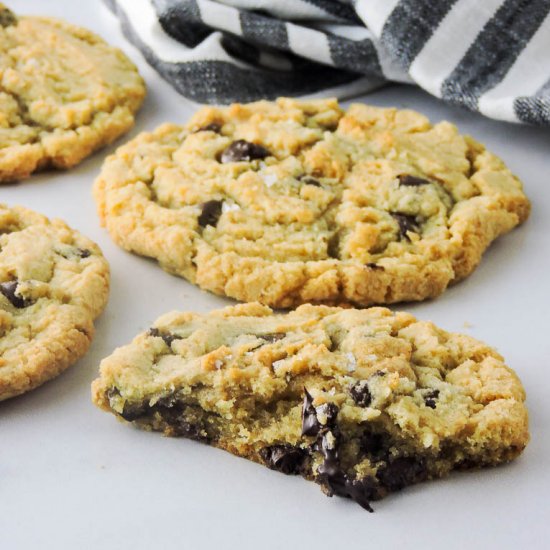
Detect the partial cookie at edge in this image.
<box><xmin>0</xmin><ymin>204</ymin><xmax>110</xmax><ymax>400</ymax></box>
<box><xmin>0</xmin><ymin>4</ymin><xmax>146</xmax><ymax>182</ymax></box>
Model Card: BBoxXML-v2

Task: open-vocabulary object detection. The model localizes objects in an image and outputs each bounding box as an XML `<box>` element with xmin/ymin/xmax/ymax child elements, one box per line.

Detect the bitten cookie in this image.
<box><xmin>0</xmin><ymin>204</ymin><xmax>110</xmax><ymax>400</ymax></box>
<box><xmin>94</xmin><ymin>97</ymin><xmax>529</xmax><ymax>308</ymax></box>
<box><xmin>92</xmin><ymin>303</ymin><xmax>529</xmax><ymax>511</ymax></box>
<box><xmin>0</xmin><ymin>3</ymin><xmax>145</xmax><ymax>182</ymax></box>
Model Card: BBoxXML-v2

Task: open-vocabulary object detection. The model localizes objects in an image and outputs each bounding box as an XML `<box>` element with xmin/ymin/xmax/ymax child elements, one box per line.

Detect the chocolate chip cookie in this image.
<box><xmin>0</xmin><ymin>3</ymin><xmax>145</xmax><ymax>182</ymax></box>
<box><xmin>0</xmin><ymin>204</ymin><xmax>109</xmax><ymax>400</ymax></box>
<box><xmin>94</xmin><ymin>98</ymin><xmax>529</xmax><ymax>308</ymax></box>
<box><xmin>92</xmin><ymin>303</ymin><xmax>529</xmax><ymax>511</ymax></box>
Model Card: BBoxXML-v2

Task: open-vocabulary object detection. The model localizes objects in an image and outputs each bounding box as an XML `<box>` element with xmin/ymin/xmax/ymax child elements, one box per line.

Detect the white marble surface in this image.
<box><xmin>2</xmin><ymin>2</ymin><xmax>550</xmax><ymax>548</ymax></box>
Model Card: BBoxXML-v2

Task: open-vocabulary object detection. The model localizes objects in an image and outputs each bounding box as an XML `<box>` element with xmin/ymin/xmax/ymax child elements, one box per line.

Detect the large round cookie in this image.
<box><xmin>0</xmin><ymin>3</ymin><xmax>145</xmax><ymax>182</ymax></box>
<box><xmin>93</xmin><ymin>302</ymin><xmax>529</xmax><ymax>511</ymax></box>
<box><xmin>94</xmin><ymin>98</ymin><xmax>530</xmax><ymax>308</ymax></box>
<box><xmin>0</xmin><ymin>204</ymin><xmax>109</xmax><ymax>400</ymax></box>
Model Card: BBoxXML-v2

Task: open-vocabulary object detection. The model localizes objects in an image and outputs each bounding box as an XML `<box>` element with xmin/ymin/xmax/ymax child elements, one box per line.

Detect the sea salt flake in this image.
<box><xmin>222</xmin><ymin>202</ymin><xmax>241</xmax><ymax>213</ymax></box>
<box><xmin>272</xmin><ymin>359</ymin><xmax>286</xmax><ymax>372</ymax></box>
<box><xmin>346</xmin><ymin>352</ymin><xmax>357</xmax><ymax>371</ymax></box>
<box><xmin>261</xmin><ymin>172</ymin><xmax>278</xmax><ymax>187</ymax></box>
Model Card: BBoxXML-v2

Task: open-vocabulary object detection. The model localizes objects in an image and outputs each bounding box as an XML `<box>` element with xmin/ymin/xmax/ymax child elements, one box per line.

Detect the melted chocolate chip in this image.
<box><xmin>0</xmin><ymin>281</ymin><xmax>29</xmax><ymax>308</ymax></box>
<box><xmin>259</xmin><ymin>445</ymin><xmax>308</xmax><ymax>475</ymax></box>
<box><xmin>195</xmin><ymin>122</ymin><xmax>222</xmax><ymax>133</ymax></box>
<box><xmin>315</xmin><ymin>430</ymin><xmax>340</xmax><ymax>475</ymax></box>
<box><xmin>398</xmin><ymin>174</ymin><xmax>430</xmax><ymax>187</ymax></box>
<box><xmin>302</xmin><ymin>396</ymin><xmax>378</xmax><ymax>512</ymax></box>
<box><xmin>299</xmin><ymin>175</ymin><xmax>322</xmax><ymax>187</ymax></box>
<box><xmin>366</xmin><ymin>263</ymin><xmax>384</xmax><ymax>271</ymax></box>
<box><xmin>323</xmin><ymin>473</ymin><xmax>377</xmax><ymax>512</ymax></box>
<box><xmin>220</xmin><ymin>140</ymin><xmax>270</xmax><ymax>163</ymax></box>
<box><xmin>148</xmin><ymin>327</ymin><xmax>183</xmax><ymax>347</ymax></box>
<box><xmin>350</xmin><ymin>380</ymin><xmax>372</xmax><ymax>407</ymax></box>
<box><xmin>301</xmin><ymin>389</ymin><xmax>321</xmax><ymax>436</ymax></box>
<box><xmin>391</xmin><ymin>213</ymin><xmax>420</xmax><ymax>240</ymax></box>
<box><xmin>258</xmin><ymin>332</ymin><xmax>286</xmax><ymax>343</ymax></box>
<box><xmin>198</xmin><ymin>200</ymin><xmax>223</xmax><ymax>228</ymax></box>
<box><xmin>318</xmin><ymin>402</ymin><xmax>339</xmax><ymax>427</ymax></box>
<box><xmin>376</xmin><ymin>457</ymin><xmax>427</xmax><ymax>492</ymax></box>
<box><xmin>424</xmin><ymin>389</ymin><xmax>440</xmax><ymax>409</ymax></box>
<box><xmin>301</xmin><ymin>389</ymin><xmax>339</xmax><ymax>436</ymax></box>
<box><xmin>315</xmin><ymin>428</ymin><xmax>376</xmax><ymax>512</ymax></box>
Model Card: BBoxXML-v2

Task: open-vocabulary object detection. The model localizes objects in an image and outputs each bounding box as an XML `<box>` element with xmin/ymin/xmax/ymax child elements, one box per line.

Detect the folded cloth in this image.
<box><xmin>105</xmin><ymin>0</ymin><xmax>550</xmax><ymax>125</ymax></box>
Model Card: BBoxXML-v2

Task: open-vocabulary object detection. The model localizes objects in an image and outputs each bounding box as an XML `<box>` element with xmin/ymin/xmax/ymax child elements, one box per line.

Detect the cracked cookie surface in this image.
<box><xmin>92</xmin><ymin>302</ymin><xmax>529</xmax><ymax>511</ymax></box>
<box><xmin>0</xmin><ymin>3</ymin><xmax>145</xmax><ymax>182</ymax></box>
<box><xmin>94</xmin><ymin>97</ymin><xmax>529</xmax><ymax>308</ymax></box>
<box><xmin>0</xmin><ymin>204</ymin><xmax>110</xmax><ymax>400</ymax></box>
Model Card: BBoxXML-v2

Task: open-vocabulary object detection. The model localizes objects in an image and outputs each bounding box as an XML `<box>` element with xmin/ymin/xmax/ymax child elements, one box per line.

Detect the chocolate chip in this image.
<box><xmin>148</xmin><ymin>327</ymin><xmax>183</xmax><ymax>347</ymax></box>
<box><xmin>350</xmin><ymin>380</ymin><xmax>372</xmax><ymax>407</ymax></box>
<box><xmin>258</xmin><ymin>332</ymin><xmax>286</xmax><ymax>343</ymax></box>
<box><xmin>220</xmin><ymin>140</ymin><xmax>270</xmax><ymax>163</ymax></box>
<box><xmin>366</xmin><ymin>263</ymin><xmax>384</xmax><ymax>271</ymax></box>
<box><xmin>169</xmin><ymin>418</ymin><xmax>209</xmax><ymax>440</ymax></box>
<box><xmin>195</xmin><ymin>122</ymin><xmax>222</xmax><ymax>133</ymax></box>
<box><xmin>77</xmin><ymin>248</ymin><xmax>91</xmax><ymax>258</ymax></box>
<box><xmin>299</xmin><ymin>175</ymin><xmax>321</xmax><ymax>187</ymax></box>
<box><xmin>398</xmin><ymin>174</ymin><xmax>430</xmax><ymax>187</ymax></box>
<box><xmin>56</xmin><ymin>247</ymin><xmax>91</xmax><ymax>260</ymax></box>
<box><xmin>376</xmin><ymin>457</ymin><xmax>427</xmax><ymax>492</ymax></box>
<box><xmin>360</xmin><ymin>431</ymin><xmax>391</xmax><ymax>463</ymax></box>
<box><xmin>301</xmin><ymin>388</ymin><xmax>321</xmax><ymax>436</ymax></box>
<box><xmin>302</xmin><ymin>389</ymin><xmax>339</xmax><ymax>436</ymax></box>
<box><xmin>120</xmin><ymin>402</ymin><xmax>148</xmax><ymax>422</ymax></box>
<box><xmin>198</xmin><ymin>200</ymin><xmax>223</xmax><ymax>228</ymax></box>
<box><xmin>303</xmin><ymin>398</ymin><xmax>377</xmax><ymax>512</ymax></box>
<box><xmin>322</xmin><ymin>473</ymin><xmax>377</xmax><ymax>512</ymax></box>
<box><xmin>315</xmin><ymin>430</ymin><xmax>340</xmax><ymax>473</ymax></box>
<box><xmin>259</xmin><ymin>445</ymin><xmax>308</xmax><ymax>475</ymax></box>
<box><xmin>327</xmin><ymin>232</ymin><xmax>340</xmax><ymax>259</ymax></box>
<box><xmin>155</xmin><ymin>403</ymin><xmax>210</xmax><ymax>441</ymax></box>
<box><xmin>317</xmin><ymin>402</ymin><xmax>339</xmax><ymax>427</ymax></box>
<box><xmin>391</xmin><ymin>212</ymin><xmax>420</xmax><ymax>240</ymax></box>
<box><xmin>0</xmin><ymin>6</ymin><xmax>17</xmax><ymax>27</ymax></box>
<box><xmin>315</xmin><ymin>429</ymin><xmax>376</xmax><ymax>512</ymax></box>
<box><xmin>424</xmin><ymin>389</ymin><xmax>440</xmax><ymax>409</ymax></box>
<box><xmin>106</xmin><ymin>387</ymin><xmax>120</xmax><ymax>401</ymax></box>
<box><xmin>0</xmin><ymin>281</ymin><xmax>29</xmax><ymax>308</ymax></box>
<box><xmin>370</xmin><ymin>370</ymin><xmax>386</xmax><ymax>378</ymax></box>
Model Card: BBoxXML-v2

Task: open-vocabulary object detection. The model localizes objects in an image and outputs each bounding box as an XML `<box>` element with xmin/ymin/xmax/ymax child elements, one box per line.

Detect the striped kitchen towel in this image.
<box><xmin>105</xmin><ymin>0</ymin><xmax>550</xmax><ymax>125</ymax></box>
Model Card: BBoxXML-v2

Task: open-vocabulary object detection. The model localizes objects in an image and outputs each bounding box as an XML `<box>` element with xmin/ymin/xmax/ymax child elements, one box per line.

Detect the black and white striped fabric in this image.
<box><xmin>105</xmin><ymin>0</ymin><xmax>550</xmax><ymax>126</ymax></box>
